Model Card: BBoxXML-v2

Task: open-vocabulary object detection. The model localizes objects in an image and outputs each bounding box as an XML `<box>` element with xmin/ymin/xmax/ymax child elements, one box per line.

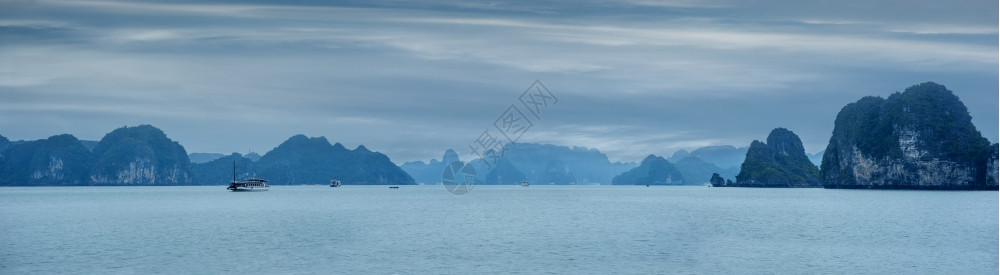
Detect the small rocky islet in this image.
<box><xmin>713</xmin><ymin>128</ymin><xmax>821</xmax><ymax>188</ymax></box>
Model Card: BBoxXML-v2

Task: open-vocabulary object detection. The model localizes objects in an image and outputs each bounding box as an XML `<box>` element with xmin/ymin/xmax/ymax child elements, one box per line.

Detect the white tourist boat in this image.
<box><xmin>227</xmin><ymin>161</ymin><xmax>269</xmax><ymax>192</ymax></box>
<box><xmin>330</xmin><ymin>178</ymin><xmax>341</xmax><ymax>187</ymax></box>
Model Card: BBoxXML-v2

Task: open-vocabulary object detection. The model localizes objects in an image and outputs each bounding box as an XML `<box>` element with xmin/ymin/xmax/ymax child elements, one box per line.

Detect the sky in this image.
<box><xmin>1</xmin><ymin>0</ymin><xmax>997</xmax><ymax>164</ymax></box>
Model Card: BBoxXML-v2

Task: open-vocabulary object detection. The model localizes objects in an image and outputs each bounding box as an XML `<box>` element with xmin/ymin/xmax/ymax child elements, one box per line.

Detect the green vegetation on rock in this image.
<box><xmin>0</xmin><ymin>134</ymin><xmax>95</xmax><ymax>185</ymax></box>
<box><xmin>821</xmin><ymin>82</ymin><xmax>997</xmax><ymax>189</ymax></box>
<box><xmin>90</xmin><ymin>125</ymin><xmax>192</xmax><ymax>185</ymax></box>
<box><xmin>726</xmin><ymin>128</ymin><xmax>821</xmax><ymax>188</ymax></box>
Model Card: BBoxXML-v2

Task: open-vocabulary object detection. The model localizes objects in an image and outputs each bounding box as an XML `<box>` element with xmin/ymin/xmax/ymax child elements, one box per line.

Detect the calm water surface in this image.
<box><xmin>1</xmin><ymin>186</ymin><xmax>996</xmax><ymax>274</ymax></box>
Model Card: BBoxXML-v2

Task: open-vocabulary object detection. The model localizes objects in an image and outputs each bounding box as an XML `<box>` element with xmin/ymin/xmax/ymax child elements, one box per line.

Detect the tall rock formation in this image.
<box><xmin>90</xmin><ymin>125</ymin><xmax>193</xmax><ymax>185</ymax></box>
<box><xmin>417</xmin><ymin>143</ymin><xmax>636</xmax><ymax>185</ymax></box>
<box><xmin>255</xmin><ymin>135</ymin><xmax>414</xmax><ymax>185</ymax></box>
<box><xmin>726</xmin><ymin>128</ymin><xmax>821</xmax><ymax>187</ymax></box>
<box><xmin>821</xmin><ymin>82</ymin><xmax>997</xmax><ymax>189</ymax></box>
<box><xmin>0</xmin><ymin>134</ymin><xmax>95</xmax><ymax>185</ymax></box>
<box><xmin>612</xmin><ymin>155</ymin><xmax>685</xmax><ymax>185</ymax></box>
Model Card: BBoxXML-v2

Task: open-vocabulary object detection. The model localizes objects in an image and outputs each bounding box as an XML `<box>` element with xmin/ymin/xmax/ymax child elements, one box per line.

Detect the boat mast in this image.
<box><xmin>233</xmin><ymin>161</ymin><xmax>236</xmax><ymax>182</ymax></box>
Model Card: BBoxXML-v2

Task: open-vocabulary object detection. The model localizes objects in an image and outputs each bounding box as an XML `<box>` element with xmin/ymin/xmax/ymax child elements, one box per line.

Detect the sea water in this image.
<box><xmin>1</xmin><ymin>185</ymin><xmax>996</xmax><ymax>274</ymax></box>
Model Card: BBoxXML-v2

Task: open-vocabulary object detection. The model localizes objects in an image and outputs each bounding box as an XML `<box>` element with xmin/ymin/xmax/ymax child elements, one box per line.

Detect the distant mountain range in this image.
<box><xmin>0</xmin><ymin>125</ymin><xmax>412</xmax><ymax>186</ymax></box>
<box><xmin>189</xmin><ymin>135</ymin><xmax>414</xmax><ymax>185</ymax></box>
<box><xmin>404</xmin><ymin>143</ymin><xmax>637</xmax><ymax>185</ymax></box>
<box><xmin>399</xmin><ymin>149</ymin><xmax>460</xmax><ymax>185</ymax></box>
<box><xmin>674</xmin><ymin>156</ymin><xmax>740</xmax><ymax>185</ymax></box>
<box><xmin>3</xmin><ymin>127</ymin><xmax>745</xmax><ymax>187</ymax></box>
<box><xmin>248</xmin><ymin>135</ymin><xmax>413</xmax><ymax>185</ymax></box>
<box><xmin>669</xmin><ymin>144</ymin><xmax>823</xmax><ymax>170</ymax></box>
<box><xmin>189</xmin><ymin>152</ymin><xmax>261</xmax><ymax>164</ymax></box>
<box><xmin>189</xmin><ymin>153</ymin><xmax>257</xmax><ymax>185</ymax></box>
<box><xmin>189</xmin><ymin>153</ymin><xmax>226</xmax><ymax>164</ymax></box>
<box><xmin>0</xmin><ymin>126</ymin><xmax>761</xmax><ymax>187</ymax></box>
<box><xmin>806</xmin><ymin>150</ymin><xmax>824</xmax><ymax>167</ymax></box>
<box><xmin>7</xmin><ymin>83</ymin><xmax>989</xmax><ymax>188</ymax></box>
<box><xmin>406</xmin><ymin>143</ymin><xmax>751</xmax><ymax>186</ymax></box>
<box><xmin>480</xmin><ymin>143</ymin><xmax>637</xmax><ymax>185</ymax></box>
<box><xmin>669</xmin><ymin>145</ymin><xmax>747</xmax><ymax>169</ymax></box>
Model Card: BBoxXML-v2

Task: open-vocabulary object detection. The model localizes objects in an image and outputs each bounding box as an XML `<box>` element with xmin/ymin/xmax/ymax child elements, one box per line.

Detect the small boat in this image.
<box><xmin>227</xmin><ymin>161</ymin><xmax>268</xmax><ymax>192</ymax></box>
<box><xmin>389</xmin><ymin>186</ymin><xmax>399</xmax><ymax>189</ymax></box>
<box><xmin>330</xmin><ymin>178</ymin><xmax>341</xmax><ymax>187</ymax></box>
<box><xmin>228</xmin><ymin>178</ymin><xmax>268</xmax><ymax>192</ymax></box>
<box><xmin>522</xmin><ymin>180</ymin><xmax>529</xmax><ymax>187</ymax></box>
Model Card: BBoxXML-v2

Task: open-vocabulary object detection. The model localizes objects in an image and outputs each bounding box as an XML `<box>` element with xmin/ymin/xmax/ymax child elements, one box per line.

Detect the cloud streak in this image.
<box><xmin>1</xmin><ymin>0</ymin><xmax>996</xmax><ymax>163</ymax></box>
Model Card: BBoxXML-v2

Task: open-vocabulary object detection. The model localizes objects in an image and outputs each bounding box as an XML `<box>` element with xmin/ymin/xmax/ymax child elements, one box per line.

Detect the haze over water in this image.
<box><xmin>2</xmin><ymin>186</ymin><xmax>996</xmax><ymax>274</ymax></box>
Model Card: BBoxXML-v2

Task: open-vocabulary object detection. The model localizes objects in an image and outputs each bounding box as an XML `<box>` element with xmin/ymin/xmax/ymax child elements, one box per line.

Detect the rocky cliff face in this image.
<box><xmin>0</xmin><ymin>127</ymin><xmax>420</xmax><ymax>186</ymax></box>
<box><xmin>724</xmin><ymin>128</ymin><xmax>821</xmax><ymax>187</ymax></box>
<box><xmin>821</xmin><ymin>82</ymin><xmax>997</xmax><ymax>190</ymax></box>
<box><xmin>90</xmin><ymin>125</ymin><xmax>192</xmax><ymax>185</ymax></box>
<box><xmin>0</xmin><ymin>134</ymin><xmax>94</xmax><ymax>185</ymax></box>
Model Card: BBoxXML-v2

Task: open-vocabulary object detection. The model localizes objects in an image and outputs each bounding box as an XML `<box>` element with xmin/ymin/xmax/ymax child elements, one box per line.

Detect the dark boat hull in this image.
<box><xmin>228</xmin><ymin>186</ymin><xmax>268</xmax><ymax>191</ymax></box>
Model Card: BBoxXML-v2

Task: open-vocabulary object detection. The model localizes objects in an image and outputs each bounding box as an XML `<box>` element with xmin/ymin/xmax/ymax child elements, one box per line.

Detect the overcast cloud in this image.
<box><xmin>1</xmin><ymin>0</ymin><xmax>997</xmax><ymax>163</ymax></box>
